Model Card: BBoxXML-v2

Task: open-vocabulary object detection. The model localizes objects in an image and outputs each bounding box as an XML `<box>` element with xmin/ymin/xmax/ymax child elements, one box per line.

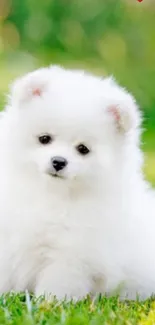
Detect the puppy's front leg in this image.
<box><xmin>35</xmin><ymin>258</ymin><xmax>92</xmax><ymax>301</ymax></box>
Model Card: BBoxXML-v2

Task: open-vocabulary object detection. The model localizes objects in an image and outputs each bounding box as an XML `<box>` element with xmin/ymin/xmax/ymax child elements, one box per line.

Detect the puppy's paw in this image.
<box><xmin>35</xmin><ymin>262</ymin><xmax>92</xmax><ymax>301</ymax></box>
<box><xmin>35</xmin><ymin>279</ymin><xmax>91</xmax><ymax>302</ymax></box>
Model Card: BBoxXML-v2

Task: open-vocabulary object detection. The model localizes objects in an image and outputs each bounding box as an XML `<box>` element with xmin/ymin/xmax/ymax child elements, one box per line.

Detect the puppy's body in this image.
<box><xmin>0</xmin><ymin>66</ymin><xmax>155</xmax><ymax>299</ymax></box>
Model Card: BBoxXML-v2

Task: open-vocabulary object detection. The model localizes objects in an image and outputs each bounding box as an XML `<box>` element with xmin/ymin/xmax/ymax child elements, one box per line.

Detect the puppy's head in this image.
<box><xmin>2</xmin><ymin>66</ymin><xmax>141</xmax><ymax>191</ymax></box>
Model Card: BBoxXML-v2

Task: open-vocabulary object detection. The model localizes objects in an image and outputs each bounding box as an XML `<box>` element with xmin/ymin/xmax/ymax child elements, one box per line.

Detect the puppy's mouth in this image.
<box><xmin>52</xmin><ymin>173</ymin><xmax>61</xmax><ymax>178</ymax></box>
<box><xmin>50</xmin><ymin>172</ymin><xmax>65</xmax><ymax>179</ymax></box>
<box><xmin>46</xmin><ymin>168</ymin><xmax>66</xmax><ymax>179</ymax></box>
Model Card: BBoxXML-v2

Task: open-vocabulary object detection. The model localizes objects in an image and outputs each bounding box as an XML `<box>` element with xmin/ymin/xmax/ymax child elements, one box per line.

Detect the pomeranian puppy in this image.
<box><xmin>0</xmin><ymin>65</ymin><xmax>154</xmax><ymax>300</ymax></box>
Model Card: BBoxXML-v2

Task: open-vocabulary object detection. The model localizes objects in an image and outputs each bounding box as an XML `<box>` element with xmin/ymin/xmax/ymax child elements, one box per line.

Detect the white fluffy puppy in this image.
<box><xmin>0</xmin><ymin>65</ymin><xmax>155</xmax><ymax>300</ymax></box>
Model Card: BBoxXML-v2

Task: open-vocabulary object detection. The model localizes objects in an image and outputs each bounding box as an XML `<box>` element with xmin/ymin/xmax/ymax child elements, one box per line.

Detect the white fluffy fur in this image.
<box><xmin>0</xmin><ymin>65</ymin><xmax>155</xmax><ymax>300</ymax></box>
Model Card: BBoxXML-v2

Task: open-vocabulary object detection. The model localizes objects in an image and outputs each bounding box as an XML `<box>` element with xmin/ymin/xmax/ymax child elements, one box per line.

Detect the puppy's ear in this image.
<box><xmin>105</xmin><ymin>79</ymin><xmax>141</xmax><ymax>133</ymax></box>
<box><xmin>107</xmin><ymin>102</ymin><xmax>139</xmax><ymax>133</ymax></box>
<box><xmin>9</xmin><ymin>68</ymin><xmax>49</xmax><ymax>107</ymax></box>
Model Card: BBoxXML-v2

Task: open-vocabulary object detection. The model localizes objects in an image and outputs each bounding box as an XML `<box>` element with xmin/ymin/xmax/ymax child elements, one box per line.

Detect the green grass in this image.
<box><xmin>0</xmin><ymin>293</ymin><xmax>155</xmax><ymax>325</ymax></box>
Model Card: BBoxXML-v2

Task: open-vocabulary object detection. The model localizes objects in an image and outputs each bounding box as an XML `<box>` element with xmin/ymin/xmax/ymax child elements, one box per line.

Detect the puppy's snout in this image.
<box><xmin>51</xmin><ymin>156</ymin><xmax>68</xmax><ymax>172</ymax></box>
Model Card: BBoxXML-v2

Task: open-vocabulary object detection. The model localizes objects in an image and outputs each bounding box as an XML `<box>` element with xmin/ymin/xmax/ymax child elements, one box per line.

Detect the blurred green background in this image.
<box><xmin>0</xmin><ymin>0</ymin><xmax>155</xmax><ymax>183</ymax></box>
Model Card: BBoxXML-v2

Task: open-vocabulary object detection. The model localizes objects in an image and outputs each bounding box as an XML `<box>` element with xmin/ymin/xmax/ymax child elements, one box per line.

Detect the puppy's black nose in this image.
<box><xmin>52</xmin><ymin>156</ymin><xmax>68</xmax><ymax>172</ymax></box>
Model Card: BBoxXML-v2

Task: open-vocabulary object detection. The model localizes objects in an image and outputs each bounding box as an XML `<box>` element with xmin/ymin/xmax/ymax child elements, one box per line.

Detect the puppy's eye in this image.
<box><xmin>76</xmin><ymin>144</ymin><xmax>90</xmax><ymax>155</ymax></box>
<box><xmin>38</xmin><ymin>134</ymin><xmax>52</xmax><ymax>145</ymax></box>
